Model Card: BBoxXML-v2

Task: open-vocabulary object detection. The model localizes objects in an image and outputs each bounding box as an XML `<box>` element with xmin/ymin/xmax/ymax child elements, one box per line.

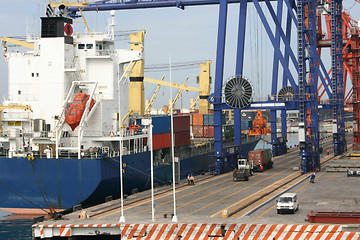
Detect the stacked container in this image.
<box><xmin>191</xmin><ymin>113</ymin><xmax>229</xmax><ymax>138</ymax></box>
<box><xmin>173</xmin><ymin>115</ymin><xmax>191</xmax><ymax>147</ymax></box>
<box><xmin>203</xmin><ymin>114</ymin><xmax>214</xmax><ymax>138</ymax></box>
<box><xmin>151</xmin><ymin>116</ymin><xmax>171</xmax><ymax>150</ymax></box>
<box><xmin>222</xmin><ymin>124</ymin><xmax>234</xmax><ymax>139</ymax></box>
<box><xmin>192</xmin><ymin>114</ymin><xmax>204</xmax><ymax>138</ymax></box>
<box><xmin>151</xmin><ymin>115</ymin><xmax>191</xmax><ymax>149</ymax></box>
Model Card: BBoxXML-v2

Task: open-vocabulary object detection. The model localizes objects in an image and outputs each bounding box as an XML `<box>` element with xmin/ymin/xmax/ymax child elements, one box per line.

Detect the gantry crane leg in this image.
<box><xmin>298</xmin><ymin>0</ymin><xmax>320</xmax><ymax>173</ymax></box>
<box><xmin>331</xmin><ymin>0</ymin><xmax>346</xmax><ymax>155</ymax></box>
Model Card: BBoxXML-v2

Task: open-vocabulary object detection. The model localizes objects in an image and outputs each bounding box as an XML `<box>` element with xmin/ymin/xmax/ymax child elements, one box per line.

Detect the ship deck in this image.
<box><xmin>32</xmin><ymin>132</ymin><xmax>360</xmax><ymax>239</ymax></box>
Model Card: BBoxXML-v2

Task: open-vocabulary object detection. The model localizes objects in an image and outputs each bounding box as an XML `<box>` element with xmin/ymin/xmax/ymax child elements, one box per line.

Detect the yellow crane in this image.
<box><xmin>145</xmin><ymin>76</ymin><xmax>164</xmax><ymax>115</ymax></box>
<box><xmin>0</xmin><ymin>104</ymin><xmax>33</xmax><ymax>133</ymax></box>
<box><xmin>1</xmin><ymin>37</ymin><xmax>34</xmax><ymax>50</ymax></box>
<box><xmin>128</xmin><ymin>30</ymin><xmax>146</xmax><ymax>116</ymax></box>
<box><xmin>190</xmin><ymin>97</ymin><xmax>199</xmax><ymax>112</ymax></box>
<box><xmin>169</xmin><ymin>76</ymin><xmax>189</xmax><ymax>112</ymax></box>
<box><xmin>127</xmin><ymin>31</ymin><xmax>211</xmax><ymax>114</ymax></box>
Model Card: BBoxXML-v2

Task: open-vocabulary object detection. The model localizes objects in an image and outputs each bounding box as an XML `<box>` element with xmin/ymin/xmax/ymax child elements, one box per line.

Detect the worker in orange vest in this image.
<box><xmin>327</xmin><ymin>149</ymin><xmax>330</xmax><ymax>155</ymax></box>
<box><xmin>190</xmin><ymin>175</ymin><xmax>195</xmax><ymax>185</ymax></box>
<box><xmin>260</xmin><ymin>165</ymin><xmax>264</xmax><ymax>171</ymax></box>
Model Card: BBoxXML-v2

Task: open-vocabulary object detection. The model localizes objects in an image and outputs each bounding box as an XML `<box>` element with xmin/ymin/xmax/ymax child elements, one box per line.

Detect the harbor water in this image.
<box><xmin>0</xmin><ymin>209</ymin><xmax>33</xmax><ymax>239</ymax></box>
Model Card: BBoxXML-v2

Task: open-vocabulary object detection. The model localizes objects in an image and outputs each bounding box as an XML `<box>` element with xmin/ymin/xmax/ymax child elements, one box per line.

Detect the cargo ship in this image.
<box><xmin>0</xmin><ymin>11</ymin><xmax>259</xmax><ymax>215</ymax></box>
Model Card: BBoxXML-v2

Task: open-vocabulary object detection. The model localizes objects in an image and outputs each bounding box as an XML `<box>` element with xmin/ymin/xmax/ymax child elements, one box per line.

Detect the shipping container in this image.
<box><xmin>173</xmin><ymin>115</ymin><xmax>190</xmax><ymax>132</ymax></box>
<box><xmin>248</xmin><ymin>149</ymin><xmax>273</xmax><ymax>171</ymax></box>
<box><xmin>222</xmin><ymin>125</ymin><xmax>234</xmax><ymax>138</ymax></box>
<box><xmin>202</xmin><ymin>113</ymin><xmax>225</xmax><ymax>125</ymax></box>
<box><xmin>192</xmin><ymin>125</ymin><xmax>204</xmax><ymax>138</ymax></box>
<box><xmin>192</xmin><ymin>114</ymin><xmax>204</xmax><ymax>126</ymax></box>
<box><xmin>153</xmin><ymin>133</ymin><xmax>171</xmax><ymax>150</ymax></box>
<box><xmin>203</xmin><ymin>125</ymin><xmax>214</xmax><ymax>138</ymax></box>
<box><xmin>152</xmin><ymin>116</ymin><xmax>171</xmax><ymax>134</ymax></box>
<box><xmin>174</xmin><ymin>131</ymin><xmax>191</xmax><ymax>146</ymax></box>
<box><xmin>203</xmin><ymin>114</ymin><xmax>214</xmax><ymax>126</ymax></box>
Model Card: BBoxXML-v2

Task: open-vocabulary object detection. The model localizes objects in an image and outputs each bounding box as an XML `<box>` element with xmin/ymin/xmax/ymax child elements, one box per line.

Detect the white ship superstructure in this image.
<box><xmin>1</xmin><ymin>12</ymin><xmax>144</xmax><ymax>157</ymax></box>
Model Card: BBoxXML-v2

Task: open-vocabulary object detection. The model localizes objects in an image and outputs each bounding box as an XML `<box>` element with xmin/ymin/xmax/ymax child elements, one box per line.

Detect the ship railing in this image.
<box><xmin>5</xmin><ymin>95</ymin><xmax>39</xmax><ymax>102</ymax></box>
<box><xmin>2</xmin><ymin>112</ymin><xmax>31</xmax><ymax>121</ymax></box>
<box><xmin>95</xmin><ymin>50</ymin><xmax>112</xmax><ymax>56</ymax></box>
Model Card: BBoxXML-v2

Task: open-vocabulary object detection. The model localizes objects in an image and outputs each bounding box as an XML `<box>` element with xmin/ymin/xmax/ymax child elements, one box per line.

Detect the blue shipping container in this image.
<box><xmin>204</xmin><ymin>113</ymin><xmax>225</xmax><ymax>125</ymax></box>
<box><xmin>204</xmin><ymin>114</ymin><xmax>214</xmax><ymax>126</ymax></box>
<box><xmin>152</xmin><ymin>116</ymin><xmax>171</xmax><ymax>134</ymax></box>
<box><xmin>204</xmin><ymin>114</ymin><xmax>209</xmax><ymax>125</ymax></box>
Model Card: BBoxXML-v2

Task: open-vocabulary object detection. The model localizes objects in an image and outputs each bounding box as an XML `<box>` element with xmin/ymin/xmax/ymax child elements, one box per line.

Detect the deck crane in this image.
<box><xmin>145</xmin><ymin>76</ymin><xmax>165</xmax><ymax>115</ymax></box>
<box><xmin>169</xmin><ymin>76</ymin><xmax>189</xmax><ymax>112</ymax></box>
<box><xmin>0</xmin><ymin>104</ymin><xmax>33</xmax><ymax>133</ymax></box>
<box><xmin>190</xmin><ymin>97</ymin><xmax>199</xmax><ymax>112</ymax></box>
<box><xmin>143</xmin><ymin>60</ymin><xmax>211</xmax><ymax>114</ymax></box>
<box><xmin>1</xmin><ymin>37</ymin><xmax>34</xmax><ymax>51</ymax></box>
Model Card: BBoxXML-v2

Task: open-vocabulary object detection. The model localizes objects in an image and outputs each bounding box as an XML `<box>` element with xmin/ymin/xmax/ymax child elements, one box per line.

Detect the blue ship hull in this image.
<box><xmin>0</xmin><ymin>138</ymin><xmax>259</xmax><ymax>214</ymax></box>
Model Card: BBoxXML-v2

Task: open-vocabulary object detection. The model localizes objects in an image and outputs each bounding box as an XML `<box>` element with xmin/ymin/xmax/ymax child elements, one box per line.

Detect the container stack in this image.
<box><xmin>152</xmin><ymin>116</ymin><xmax>171</xmax><ymax>150</ymax></box>
<box><xmin>192</xmin><ymin>114</ymin><xmax>204</xmax><ymax>138</ymax></box>
<box><xmin>173</xmin><ymin>115</ymin><xmax>191</xmax><ymax>146</ymax></box>
<box><xmin>151</xmin><ymin>115</ymin><xmax>191</xmax><ymax>150</ymax></box>
<box><xmin>203</xmin><ymin>114</ymin><xmax>214</xmax><ymax>138</ymax></box>
<box><xmin>191</xmin><ymin>113</ymin><xmax>229</xmax><ymax>138</ymax></box>
<box><xmin>222</xmin><ymin>124</ymin><xmax>234</xmax><ymax>139</ymax></box>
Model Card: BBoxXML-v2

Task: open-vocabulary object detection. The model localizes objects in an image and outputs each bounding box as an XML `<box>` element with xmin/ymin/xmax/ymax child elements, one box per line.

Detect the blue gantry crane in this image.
<box><xmin>63</xmin><ymin>0</ymin><xmax>346</xmax><ymax>174</ymax></box>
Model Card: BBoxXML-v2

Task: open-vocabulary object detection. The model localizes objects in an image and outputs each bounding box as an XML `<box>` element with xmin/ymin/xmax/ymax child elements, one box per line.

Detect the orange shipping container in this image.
<box><xmin>192</xmin><ymin>114</ymin><xmax>204</xmax><ymax>126</ymax></box>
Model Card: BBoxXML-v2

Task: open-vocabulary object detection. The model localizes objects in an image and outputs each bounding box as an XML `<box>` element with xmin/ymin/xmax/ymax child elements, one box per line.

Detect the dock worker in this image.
<box><xmin>327</xmin><ymin>149</ymin><xmax>330</xmax><ymax>155</ymax></box>
<box><xmin>310</xmin><ymin>172</ymin><xmax>316</xmax><ymax>183</ymax></box>
<box><xmin>190</xmin><ymin>175</ymin><xmax>195</xmax><ymax>185</ymax></box>
<box><xmin>260</xmin><ymin>164</ymin><xmax>264</xmax><ymax>171</ymax></box>
<box><xmin>187</xmin><ymin>174</ymin><xmax>191</xmax><ymax>185</ymax></box>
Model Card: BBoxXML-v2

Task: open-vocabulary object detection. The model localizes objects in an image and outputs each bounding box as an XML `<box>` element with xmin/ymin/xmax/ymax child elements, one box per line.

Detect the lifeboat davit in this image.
<box><xmin>65</xmin><ymin>92</ymin><xmax>95</xmax><ymax>131</ymax></box>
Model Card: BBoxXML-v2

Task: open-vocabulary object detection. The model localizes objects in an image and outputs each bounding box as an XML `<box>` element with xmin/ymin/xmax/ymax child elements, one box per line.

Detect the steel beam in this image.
<box><xmin>213</xmin><ymin>0</ymin><xmax>228</xmax><ymax>175</ymax></box>
<box><xmin>331</xmin><ymin>0</ymin><xmax>346</xmax><ymax>155</ymax></box>
<box><xmin>298</xmin><ymin>0</ymin><xmax>320</xmax><ymax>173</ymax></box>
<box><xmin>234</xmin><ymin>0</ymin><xmax>247</xmax><ymax>147</ymax></box>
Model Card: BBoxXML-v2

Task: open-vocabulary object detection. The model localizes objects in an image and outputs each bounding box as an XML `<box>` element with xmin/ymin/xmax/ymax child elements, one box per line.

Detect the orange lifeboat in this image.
<box><xmin>65</xmin><ymin>92</ymin><xmax>95</xmax><ymax>131</ymax></box>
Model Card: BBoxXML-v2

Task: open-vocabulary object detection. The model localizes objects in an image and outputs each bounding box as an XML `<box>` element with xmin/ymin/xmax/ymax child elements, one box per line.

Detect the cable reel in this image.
<box><xmin>277</xmin><ymin>86</ymin><xmax>294</xmax><ymax>101</ymax></box>
<box><xmin>223</xmin><ymin>76</ymin><xmax>253</xmax><ymax>109</ymax></box>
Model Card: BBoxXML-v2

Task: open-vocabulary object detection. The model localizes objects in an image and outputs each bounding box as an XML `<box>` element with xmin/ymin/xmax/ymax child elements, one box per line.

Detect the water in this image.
<box><xmin>0</xmin><ymin>210</ymin><xmax>34</xmax><ymax>240</ymax></box>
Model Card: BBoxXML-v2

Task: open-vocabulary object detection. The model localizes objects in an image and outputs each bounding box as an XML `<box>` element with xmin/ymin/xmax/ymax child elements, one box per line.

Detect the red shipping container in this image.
<box><xmin>173</xmin><ymin>115</ymin><xmax>190</xmax><ymax>133</ymax></box>
<box><xmin>248</xmin><ymin>150</ymin><xmax>267</xmax><ymax>166</ymax></box>
<box><xmin>192</xmin><ymin>114</ymin><xmax>204</xmax><ymax>126</ymax></box>
<box><xmin>192</xmin><ymin>125</ymin><xmax>204</xmax><ymax>138</ymax></box>
<box><xmin>152</xmin><ymin>133</ymin><xmax>171</xmax><ymax>150</ymax></box>
<box><xmin>174</xmin><ymin>131</ymin><xmax>190</xmax><ymax>147</ymax></box>
<box><xmin>203</xmin><ymin>126</ymin><xmax>214</xmax><ymax>138</ymax></box>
